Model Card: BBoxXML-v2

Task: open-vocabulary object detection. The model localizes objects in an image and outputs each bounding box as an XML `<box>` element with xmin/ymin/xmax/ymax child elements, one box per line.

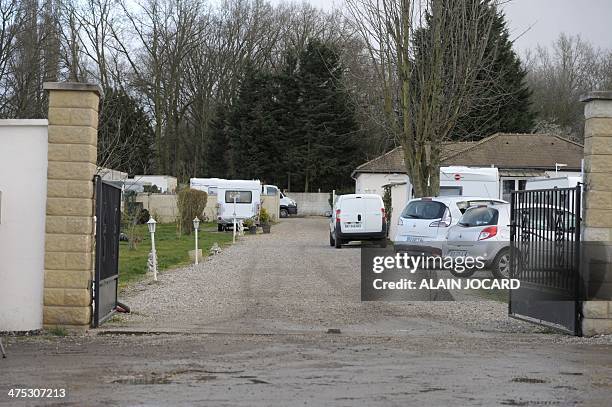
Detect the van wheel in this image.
<box><xmin>280</xmin><ymin>208</ymin><xmax>289</xmax><ymax>218</ymax></box>
<box><xmin>491</xmin><ymin>248</ymin><xmax>511</xmax><ymax>279</ymax></box>
<box><xmin>379</xmin><ymin>238</ymin><xmax>387</xmax><ymax>248</ymax></box>
<box><xmin>217</xmin><ymin>224</ymin><xmax>224</xmax><ymax>232</ymax></box>
<box><xmin>334</xmin><ymin>233</ymin><xmax>342</xmax><ymax>249</ymax></box>
<box><xmin>329</xmin><ymin>232</ymin><xmax>335</xmax><ymax>247</ymax></box>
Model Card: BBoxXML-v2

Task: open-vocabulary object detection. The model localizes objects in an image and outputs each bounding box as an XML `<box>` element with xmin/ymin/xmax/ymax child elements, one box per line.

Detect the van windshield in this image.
<box><xmin>459</xmin><ymin>207</ymin><xmax>499</xmax><ymax>227</ymax></box>
<box><xmin>225</xmin><ymin>190</ymin><xmax>252</xmax><ymax>203</ymax></box>
<box><xmin>402</xmin><ymin>201</ymin><xmax>446</xmax><ymax>220</ymax></box>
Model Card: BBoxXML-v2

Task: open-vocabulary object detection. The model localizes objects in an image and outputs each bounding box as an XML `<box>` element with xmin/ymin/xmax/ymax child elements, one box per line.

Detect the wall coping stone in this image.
<box><xmin>581</xmin><ymin>91</ymin><xmax>612</xmax><ymax>102</ymax></box>
<box><xmin>43</xmin><ymin>82</ymin><xmax>102</xmax><ymax>96</ymax></box>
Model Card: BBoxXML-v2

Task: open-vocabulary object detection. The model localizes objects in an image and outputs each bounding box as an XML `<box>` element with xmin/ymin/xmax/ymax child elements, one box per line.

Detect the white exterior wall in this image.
<box><xmin>0</xmin><ymin>120</ymin><xmax>48</xmax><ymax>331</ymax></box>
<box><xmin>354</xmin><ymin>173</ymin><xmax>410</xmax><ymax>196</ymax></box>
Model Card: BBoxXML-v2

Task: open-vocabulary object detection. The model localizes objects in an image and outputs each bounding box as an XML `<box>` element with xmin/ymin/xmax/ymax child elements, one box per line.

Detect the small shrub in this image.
<box><xmin>137</xmin><ymin>208</ymin><xmax>150</xmax><ymax>224</ymax></box>
<box><xmin>382</xmin><ymin>186</ymin><xmax>393</xmax><ymax>223</ymax></box>
<box><xmin>243</xmin><ymin>217</ymin><xmax>255</xmax><ymax>228</ymax></box>
<box><xmin>259</xmin><ymin>207</ymin><xmax>271</xmax><ymax>224</ymax></box>
<box><xmin>177</xmin><ymin>188</ymin><xmax>208</xmax><ymax>235</ymax></box>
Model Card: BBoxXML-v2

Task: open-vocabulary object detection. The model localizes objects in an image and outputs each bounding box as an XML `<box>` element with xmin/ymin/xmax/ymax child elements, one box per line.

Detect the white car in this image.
<box><xmin>330</xmin><ymin>194</ymin><xmax>387</xmax><ymax>248</ymax></box>
<box><xmin>394</xmin><ymin>196</ymin><xmax>506</xmax><ymax>255</ymax></box>
<box><xmin>445</xmin><ymin>203</ymin><xmax>511</xmax><ymax>278</ymax></box>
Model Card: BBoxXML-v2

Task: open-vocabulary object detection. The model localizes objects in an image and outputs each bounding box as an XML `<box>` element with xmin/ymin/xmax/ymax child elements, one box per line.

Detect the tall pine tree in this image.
<box><xmin>415</xmin><ymin>2</ymin><xmax>535</xmax><ymax>140</ymax></box>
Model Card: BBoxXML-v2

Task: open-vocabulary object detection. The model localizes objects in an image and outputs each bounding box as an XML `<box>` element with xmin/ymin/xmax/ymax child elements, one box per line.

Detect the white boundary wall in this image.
<box><xmin>0</xmin><ymin>120</ymin><xmax>48</xmax><ymax>331</ymax></box>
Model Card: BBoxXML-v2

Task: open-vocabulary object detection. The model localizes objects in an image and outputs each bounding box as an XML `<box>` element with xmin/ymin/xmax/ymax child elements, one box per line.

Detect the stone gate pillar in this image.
<box><xmin>43</xmin><ymin>82</ymin><xmax>101</xmax><ymax>331</ymax></box>
<box><xmin>580</xmin><ymin>91</ymin><xmax>612</xmax><ymax>336</ymax></box>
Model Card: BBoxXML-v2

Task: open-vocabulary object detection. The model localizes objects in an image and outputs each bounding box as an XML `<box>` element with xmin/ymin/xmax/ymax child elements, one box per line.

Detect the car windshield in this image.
<box><xmin>459</xmin><ymin>207</ymin><xmax>499</xmax><ymax>227</ymax></box>
<box><xmin>402</xmin><ymin>200</ymin><xmax>447</xmax><ymax>220</ymax></box>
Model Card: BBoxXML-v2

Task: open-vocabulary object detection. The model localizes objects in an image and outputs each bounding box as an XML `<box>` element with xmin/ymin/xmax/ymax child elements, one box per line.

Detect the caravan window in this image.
<box><xmin>225</xmin><ymin>190</ymin><xmax>252</xmax><ymax>203</ymax></box>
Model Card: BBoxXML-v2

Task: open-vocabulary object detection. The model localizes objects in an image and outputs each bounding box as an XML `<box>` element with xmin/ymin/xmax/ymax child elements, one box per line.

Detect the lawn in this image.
<box><xmin>118</xmin><ymin>222</ymin><xmax>233</xmax><ymax>289</ymax></box>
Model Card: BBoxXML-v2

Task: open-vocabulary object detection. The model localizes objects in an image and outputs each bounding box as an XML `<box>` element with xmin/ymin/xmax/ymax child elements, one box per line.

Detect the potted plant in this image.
<box><xmin>243</xmin><ymin>217</ymin><xmax>257</xmax><ymax>234</ymax></box>
<box><xmin>260</xmin><ymin>208</ymin><xmax>272</xmax><ymax>234</ymax></box>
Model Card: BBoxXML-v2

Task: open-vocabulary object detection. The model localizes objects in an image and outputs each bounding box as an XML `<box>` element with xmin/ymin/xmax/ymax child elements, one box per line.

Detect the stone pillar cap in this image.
<box><xmin>43</xmin><ymin>82</ymin><xmax>102</xmax><ymax>96</ymax></box>
<box><xmin>580</xmin><ymin>91</ymin><xmax>612</xmax><ymax>103</ymax></box>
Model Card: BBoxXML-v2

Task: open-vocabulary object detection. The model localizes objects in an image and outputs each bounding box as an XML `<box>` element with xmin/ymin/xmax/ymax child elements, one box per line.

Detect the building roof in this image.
<box><xmin>353</xmin><ymin>133</ymin><xmax>584</xmax><ymax>176</ymax></box>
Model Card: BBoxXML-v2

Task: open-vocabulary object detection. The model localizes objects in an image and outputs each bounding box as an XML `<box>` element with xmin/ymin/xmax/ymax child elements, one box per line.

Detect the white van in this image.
<box><xmin>263</xmin><ymin>185</ymin><xmax>298</xmax><ymax>217</ymax></box>
<box><xmin>525</xmin><ymin>175</ymin><xmax>582</xmax><ymax>191</ymax></box>
<box><xmin>329</xmin><ymin>194</ymin><xmax>387</xmax><ymax>248</ymax></box>
<box><xmin>216</xmin><ymin>180</ymin><xmax>261</xmax><ymax>231</ymax></box>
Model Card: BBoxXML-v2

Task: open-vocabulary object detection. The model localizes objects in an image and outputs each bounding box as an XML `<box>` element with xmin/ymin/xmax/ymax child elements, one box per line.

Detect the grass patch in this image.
<box><xmin>47</xmin><ymin>327</ymin><xmax>68</xmax><ymax>336</ymax></box>
<box><xmin>118</xmin><ymin>222</ymin><xmax>233</xmax><ymax>289</ymax></box>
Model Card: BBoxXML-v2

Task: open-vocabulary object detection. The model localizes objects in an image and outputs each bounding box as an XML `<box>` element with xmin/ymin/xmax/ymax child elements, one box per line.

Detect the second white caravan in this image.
<box><xmin>213</xmin><ymin>180</ymin><xmax>262</xmax><ymax>231</ymax></box>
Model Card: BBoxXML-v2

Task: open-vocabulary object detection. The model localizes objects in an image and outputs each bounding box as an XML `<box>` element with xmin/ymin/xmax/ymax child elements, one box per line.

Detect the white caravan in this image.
<box><xmin>215</xmin><ymin>180</ymin><xmax>262</xmax><ymax>231</ymax></box>
<box><xmin>190</xmin><ymin>178</ymin><xmax>227</xmax><ymax>196</ymax></box>
<box><xmin>439</xmin><ymin>166</ymin><xmax>500</xmax><ymax>199</ymax></box>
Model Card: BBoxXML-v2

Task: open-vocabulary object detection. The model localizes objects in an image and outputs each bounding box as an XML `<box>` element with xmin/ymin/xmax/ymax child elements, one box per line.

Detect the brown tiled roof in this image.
<box><xmin>353</xmin><ymin>133</ymin><xmax>584</xmax><ymax>175</ymax></box>
<box><xmin>354</xmin><ymin>141</ymin><xmax>475</xmax><ymax>174</ymax></box>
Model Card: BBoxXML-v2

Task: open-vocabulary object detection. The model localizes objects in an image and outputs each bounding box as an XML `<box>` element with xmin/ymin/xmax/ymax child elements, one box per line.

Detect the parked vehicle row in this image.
<box><xmin>392</xmin><ymin>195</ymin><xmax>578</xmax><ymax>278</ymax></box>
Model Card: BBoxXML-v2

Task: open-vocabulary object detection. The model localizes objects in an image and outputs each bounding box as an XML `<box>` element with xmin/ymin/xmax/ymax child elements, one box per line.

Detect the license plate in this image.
<box><xmin>344</xmin><ymin>222</ymin><xmax>362</xmax><ymax>229</ymax></box>
<box><xmin>448</xmin><ymin>250</ymin><xmax>468</xmax><ymax>258</ymax></box>
<box><xmin>405</xmin><ymin>236</ymin><xmax>424</xmax><ymax>242</ymax></box>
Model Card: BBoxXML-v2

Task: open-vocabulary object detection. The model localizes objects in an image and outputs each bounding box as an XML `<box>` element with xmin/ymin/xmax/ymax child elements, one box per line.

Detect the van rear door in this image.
<box><xmin>340</xmin><ymin>196</ymin><xmax>365</xmax><ymax>233</ymax></box>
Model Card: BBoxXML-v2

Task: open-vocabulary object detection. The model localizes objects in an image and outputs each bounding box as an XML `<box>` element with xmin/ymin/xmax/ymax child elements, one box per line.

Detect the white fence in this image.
<box><xmin>0</xmin><ymin>120</ymin><xmax>48</xmax><ymax>331</ymax></box>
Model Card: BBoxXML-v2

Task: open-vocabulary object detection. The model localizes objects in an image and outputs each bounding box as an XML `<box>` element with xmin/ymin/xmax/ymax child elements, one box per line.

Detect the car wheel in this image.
<box><xmin>491</xmin><ymin>248</ymin><xmax>511</xmax><ymax>279</ymax></box>
<box><xmin>217</xmin><ymin>224</ymin><xmax>224</xmax><ymax>232</ymax></box>
<box><xmin>329</xmin><ymin>231</ymin><xmax>335</xmax><ymax>247</ymax></box>
<box><xmin>280</xmin><ymin>208</ymin><xmax>289</xmax><ymax>218</ymax></box>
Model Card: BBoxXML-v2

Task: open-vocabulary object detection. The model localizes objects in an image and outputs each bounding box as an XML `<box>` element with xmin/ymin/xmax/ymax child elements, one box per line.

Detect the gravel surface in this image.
<box><xmin>110</xmin><ymin>217</ymin><xmax>612</xmax><ymax>345</ymax></box>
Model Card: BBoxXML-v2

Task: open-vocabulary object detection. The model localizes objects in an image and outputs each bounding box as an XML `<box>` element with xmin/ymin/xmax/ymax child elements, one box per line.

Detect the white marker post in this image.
<box><xmin>229</xmin><ymin>192</ymin><xmax>240</xmax><ymax>243</ymax></box>
<box><xmin>193</xmin><ymin>217</ymin><xmax>200</xmax><ymax>265</ymax></box>
<box><xmin>147</xmin><ymin>217</ymin><xmax>158</xmax><ymax>281</ymax></box>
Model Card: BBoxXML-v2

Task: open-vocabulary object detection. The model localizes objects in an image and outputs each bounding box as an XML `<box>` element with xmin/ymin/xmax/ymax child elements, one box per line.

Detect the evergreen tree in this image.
<box><xmin>207</xmin><ymin>104</ymin><xmax>230</xmax><ymax>178</ymax></box>
<box><xmin>415</xmin><ymin>2</ymin><xmax>535</xmax><ymax>140</ymax></box>
<box><xmin>223</xmin><ymin>40</ymin><xmax>363</xmax><ymax>191</ymax></box>
<box><xmin>98</xmin><ymin>88</ymin><xmax>154</xmax><ymax>175</ymax></box>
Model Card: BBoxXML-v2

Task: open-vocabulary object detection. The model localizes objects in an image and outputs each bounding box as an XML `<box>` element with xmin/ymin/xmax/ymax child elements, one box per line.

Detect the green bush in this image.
<box><xmin>177</xmin><ymin>188</ymin><xmax>208</xmax><ymax>235</ymax></box>
<box><xmin>259</xmin><ymin>207</ymin><xmax>271</xmax><ymax>224</ymax></box>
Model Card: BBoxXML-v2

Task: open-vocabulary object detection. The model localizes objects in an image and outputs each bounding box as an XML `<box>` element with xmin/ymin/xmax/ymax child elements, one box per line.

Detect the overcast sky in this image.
<box><xmin>291</xmin><ymin>0</ymin><xmax>612</xmax><ymax>54</ymax></box>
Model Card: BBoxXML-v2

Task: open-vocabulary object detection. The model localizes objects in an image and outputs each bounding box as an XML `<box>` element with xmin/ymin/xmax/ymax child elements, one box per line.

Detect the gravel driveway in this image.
<box><xmin>110</xmin><ymin>217</ymin><xmax>551</xmax><ymax>335</ymax></box>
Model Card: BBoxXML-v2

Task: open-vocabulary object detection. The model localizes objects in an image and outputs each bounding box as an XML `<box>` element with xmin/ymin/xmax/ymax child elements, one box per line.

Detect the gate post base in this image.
<box><xmin>582</xmin><ymin>301</ymin><xmax>612</xmax><ymax>336</ymax></box>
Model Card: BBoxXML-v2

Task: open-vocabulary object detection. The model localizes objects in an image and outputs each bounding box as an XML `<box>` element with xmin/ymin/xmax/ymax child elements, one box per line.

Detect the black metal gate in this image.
<box><xmin>509</xmin><ymin>186</ymin><xmax>582</xmax><ymax>335</ymax></box>
<box><xmin>93</xmin><ymin>175</ymin><xmax>122</xmax><ymax>327</ymax></box>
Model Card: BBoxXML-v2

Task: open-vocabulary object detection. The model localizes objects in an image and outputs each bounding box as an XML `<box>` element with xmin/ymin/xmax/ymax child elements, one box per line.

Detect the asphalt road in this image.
<box><xmin>1</xmin><ymin>217</ymin><xmax>611</xmax><ymax>406</ymax></box>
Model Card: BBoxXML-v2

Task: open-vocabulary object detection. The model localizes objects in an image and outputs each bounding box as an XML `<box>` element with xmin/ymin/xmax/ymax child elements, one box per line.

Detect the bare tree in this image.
<box><xmin>346</xmin><ymin>0</ymin><xmax>502</xmax><ymax>197</ymax></box>
<box><xmin>525</xmin><ymin>34</ymin><xmax>612</xmax><ymax>141</ymax></box>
